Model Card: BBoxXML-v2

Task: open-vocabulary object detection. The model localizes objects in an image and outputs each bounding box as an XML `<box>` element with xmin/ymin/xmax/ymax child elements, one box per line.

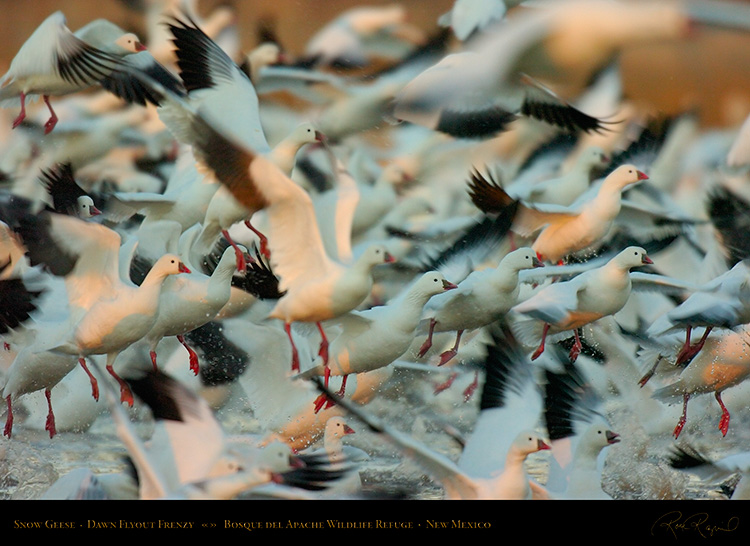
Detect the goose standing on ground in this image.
<box><xmin>511</xmin><ymin>246</ymin><xmax>653</xmax><ymax>362</ymax></box>
<box><xmin>418</xmin><ymin>247</ymin><xmax>543</xmax><ymax>366</ymax></box>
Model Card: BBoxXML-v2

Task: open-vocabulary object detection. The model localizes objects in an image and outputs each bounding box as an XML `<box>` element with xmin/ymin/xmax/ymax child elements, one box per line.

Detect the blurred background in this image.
<box><xmin>0</xmin><ymin>0</ymin><xmax>749</xmax><ymax>128</ymax></box>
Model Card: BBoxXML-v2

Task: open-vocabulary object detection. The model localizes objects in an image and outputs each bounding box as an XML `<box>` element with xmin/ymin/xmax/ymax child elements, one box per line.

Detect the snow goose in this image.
<box><xmin>417</xmin><ymin>247</ymin><xmax>543</xmax><ymax>366</ymax></box>
<box><xmin>9</xmin><ymin>207</ymin><xmax>189</xmax><ymax>406</ymax></box>
<box><xmin>0</xmin><ymin>12</ymin><xmax>160</xmax><ymax>134</ymax></box>
<box><xmin>301</xmin><ymin>4</ymin><xmax>415</xmax><ymax>69</ymax></box>
<box><xmin>311</xmin><ymin>376</ymin><xmax>550</xmax><ymax>499</ymax></box>
<box><xmin>542</xmin><ymin>362</ymin><xmax>619</xmax><ymax>499</ymax></box>
<box><xmin>438</xmin><ymin>0</ymin><xmax>511</xmax><ymax>41</ymax></box>
<box><xmin>297</xmin><ymin>271</ymin><xmax>457</xmax><ymax>411</ymax></box>
<box><xmin>389</xmin><ymin>0</ymin><xmax>693</xmax><ymax>139</ymax></box>
<box><xmin>456</xmin><ymin>323</ymin><xmax>546</xmax><ymax>477</ymax></box>
<box><xmin>511</xmin><ymin>246</ymin><xmax>653</xmax><ymax>362</ymax></box>
<box><xmin>647</xmin><ymin>259</ymin><xmax>750</xmax><ymax>368</ymax></box>
<box><xmin>165</xmin><ymin>16</ymin><xmax>324</xmax><ymax>268</ymax></box>
<box><xmin>38</xmin><ymin>162</ymin><xmax>102</xmax><ymax>218</ymax></box>
<box><xmin>468</xmin><ymin>164</ymin><xmax>649</xmax><ymax>263</ymax></box>
<box><xmin>191</xmin><ymin>121</ymin><xmax>324</xmax><ymax>267</ymax></box>
<box><xmin>510</xmin><ymin>145</ymin><xmax>610</xmax><ymax>207</ymax></box>
<box><xmin>652</xmin><ymin>325</ymin><xmax>750</xmax><ymax>439</ymax></box>
<box><xmin>143</xmin><ymin>244</ymin><xmax>240</xmax><ymax>374</ymax></box>
<box><xmin>669</xmin><ymin>444</ymin><xmax>750</xmax><ymax>500</ymax></box>
<box><xmin>115</xmin><ymin>20</ymin><xmax>399</xmax><ymax>374</ymax></box>
<box><xmin>96</xmin><ymin>365</ymin><xmax>339</xmax><ymax>499</ymax></box>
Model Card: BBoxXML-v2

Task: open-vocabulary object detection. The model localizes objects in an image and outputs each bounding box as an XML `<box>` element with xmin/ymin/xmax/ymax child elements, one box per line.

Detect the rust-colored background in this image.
<box><xmin>0</xmin><ymin>0</ymin><xmax>749</xmax><ymax>128</ymax></box>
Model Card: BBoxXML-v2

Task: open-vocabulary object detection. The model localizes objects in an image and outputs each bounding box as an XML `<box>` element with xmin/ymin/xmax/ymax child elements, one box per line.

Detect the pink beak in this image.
<box><xmin>442</xmin><ymin>280</ymin><xmax>458</xmax><ymax>291</ymax></box>
<box><xmin>135</xmin><ymin>42</ymin><xmax>147</xmax><ymax>52</ymax></box>
<box><xmin>178</xmin><ymin>262</ymin><xmax>191</xmax><ymax>274</ymax></box>
<box><xmin>90</xmin><ymin>206</ymin><xmax>102</xmax><ymax>216</ymax></box>
<box><xmin>641</xmin><ymin>254</ymin><xmax>654</xmax><ymax>265</ymax></box>
<box><xmin>384</xmin><ymin>252</ymin><xmax>396</xmax><ymax>263</ymax></box>
<box><xmin>537</xmin><ymin>440</ymin><xmax>551</xmax><ymax>451</ymax></box>
<box><xmin>343</xmin><ymin>424</ymin><xmax>355</xmax><ymax>435</ymax></box>
<box><xmin>637</xmin><ymin>170</ymin><xmax>649</xmax><ymax>181</ymax></box>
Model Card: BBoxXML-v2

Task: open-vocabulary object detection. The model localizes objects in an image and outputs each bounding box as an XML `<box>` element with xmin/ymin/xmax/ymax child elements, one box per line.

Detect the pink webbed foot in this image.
<box><xmin>463</xmin><ymin>371</ymin><xmax>479</xmax><ymax>402</ymax></box>
<box><xmin>531</xmin><ymin>324</ymin><xmax>550</xmax><ymax>361</ymax></box>
<box><xmin>316</xmin><ymin>323</ymin><xmax>329</xmax><ymax>365</ymax></box>
<box><xmin>11</xmin><ymin>92</ymin><xmax>26</xmax><ymax>130</ymax></box>
<box><xmin>244</xmin><ymin>220</ymin><xmax>271</xmax><ymax>260</ymax></box>
<box><xmin>222</xmin><ymin>230</ymin><xmax>247</xmax><ymax>272</ymax></box>
<box><xmin>79</xmin><ymin>358</ymin><xmax>99</xmax><ymax>401</ymax></box>
<box><xmin>284</xmin><ymin>323</ymin><xmax>300</xmax><ymax>372</ymax></box>
<box><xmin>716</xmin><ymin>391</ymin><xmax>730</xmax><ymax>437</ymax></box>
<box><xmin>434</xmin><ymin>372</ymin><xmax>458</xmax><ymax>395</ymax></box>
<box><xmin>417</xmin><ymin>319</ymin><xmax>436</xmax><ymax>358</ymax></box>
<box><xmin>178</xmin><ymin>335</ymin><xmax>200</xmax><ymax>375</ymax></box>
<box><xmin>673</xmin><ymin>393</ymin><xmax>690</xmax><ymax>439</ymax></box>
<box><xmin>438</xmin><ymin>330</ymin><xmax>463</xmax><ymax>366</ymax></box>
<box><xmin>44</xmin><ymin>389</ymin><xmax>56</xmax><ymax>439</ymax></box>
<box><xmin>568</xmin><ymin>330</ymin><xmax>583</xmax><ymax>363</ymax></box>
<box><xmin>42</xmin><ymin>96</ymin><xmax>57</xmax><ymax>134</ymax></box>
<box><xmin>107</xmin><ymin>365</ymin><xmax>133</xmax><ymax>407</ymax></box>
<box><xmin>4</xmin><ymin>395</ymin><xmax>13</xmax><ymax>439</ymax></box>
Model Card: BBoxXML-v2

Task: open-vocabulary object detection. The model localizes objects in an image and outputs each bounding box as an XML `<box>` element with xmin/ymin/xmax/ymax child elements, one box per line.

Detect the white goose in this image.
<box><xmin>297</xmin><ymin>271</ymin><xmax>458</xmax><ymax>411</ymax></box>
<box><xmin>144</xmin><ymin>244</ymin><xmax>240</xmax><ymax>374</ymax></box>
<box><xmin>511</xmin><ymin>246</ymin><xmax>653</xmax><ymax>362</ymax></box>
<box><xmin>12</xmin><ymin>209</ymin><xmax>189</xmax><ymax>406</ymax></box>
<box><xmin>418</xmin><ymin>247</ymin><xmax>543</xmax><ymax>366</ymax></box>
<box><xmin>468</xmin><ymin>164</ymin><xmax>649</xmax><ymax>264</ymax></box>
<box><xmin>0</xmin><ymin>12</ymin><xmax>149</xmax><ymax>134</ymax></box>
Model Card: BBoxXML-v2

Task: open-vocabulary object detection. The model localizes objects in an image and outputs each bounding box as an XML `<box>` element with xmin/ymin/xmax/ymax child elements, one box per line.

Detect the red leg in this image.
<box><xmin>463</xmin><ymin>370</ymin><xmax>479</xmax><ymax>402</ymax></box>
<box><xmin>716</xmin><ymin>391</ymin><xmax>730</xmax><ymax>437</ymax></box>
<box><xmin>675</xmin><ymin>326</ymin><xmax>693</xmax><ymax>364</ymax></box>
<box><xmin>79</xmin><ymin>358</ymin><xmax>99</xmax><ymax>401</ymax></box>
<box><xmin>676</xmin><ymin>326</ymin><xmax>713</xmax><ymax>365</ymax></box>
<box><xmin>244</xmin><ymin>220</ymin><xmax>271</xmax><ymax>260</ymax></box>
<box><xmin>316</xmin><ymin>322</ymin><xmax>329</xmax><ymax>365</ymax></box>
<box><xmin>177</xmin><ymin>335</ymin><xmax>200</xmax><ymax>375</ymax></box>
<box><xmin>44</xmin><ymin>388</ymin><xmax>56</xmax><ymax>439</ymax></box>
<box><xmin>315</xmin><ymin>375</ymin><xmax>349</xmax><ymax>413</ymax></box>
<box><xmin>106</xmin><ymin>364</ymin><xmax>134</xmax><ymax>407</ymax></box>
<box><xmin>438</xmin><ymin>329</ymin><xmax>463</xmax><ymax>366</ymax></box>
<box><xmin>531</xmin><ymin>323</ymin><xmax>550</xmax><ymax>360</ymax></box>
<box><xmin>11</xmin><ymin>92</ymin><xmax>26</xmax><ymax>129</ymax></box>
<box><xmin>673</xmin><ymin>393</ymin><xmax>690</xmax><ymax>439</ymax></box>
<box><xmin>42</xmin><ymin>95</ymin><xmax>57</xmax><ymax>134</ymax></box>
<box><xmin>433</xmin><ymin>372</ymin><xmax>458</xmax><ymax>395</ymax></box>
<box><xmin>222</xmin><ymin>229</ymin><xmax>247</xmax><ymax>272</ymax></box>
<box><xmin>149</xmin><ymin>350</ymin><xmax>158</xmax><ymax>371</ymax></box>
<box><xmin>418</xmin><ymin>318</ymin><xmax>436</xmax><ymax>357</ymax></box>
<box><xmin>285</xmin><ymin>322</ymin><xmax>299</xmax><ymax>372</ymax></box>
<box><xmin>4</xmin><ymin>395</ymin><xmax>13</xmax><ymax>438</ymax></box>
<box><xmin>569</xmin><ymin>329</ymin><xmax>583</xmax><ymax>362</ymax></box>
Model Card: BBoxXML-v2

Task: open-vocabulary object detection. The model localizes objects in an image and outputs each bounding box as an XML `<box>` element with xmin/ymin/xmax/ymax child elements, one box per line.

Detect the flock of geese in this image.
<box><xmin>2</xmin><ymin>0</ymin><xmax>750</xmax><ymax>503</ymax></box>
